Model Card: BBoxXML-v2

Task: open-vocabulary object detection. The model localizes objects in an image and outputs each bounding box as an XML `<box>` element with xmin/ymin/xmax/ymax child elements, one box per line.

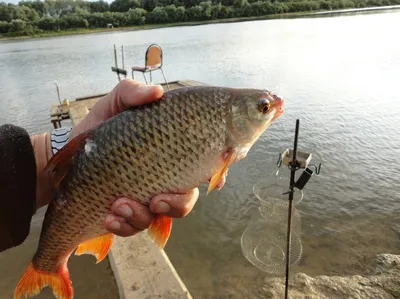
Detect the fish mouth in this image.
<box><xmin>271</xmin><ymin>94</ymin><xmax>285</xmax><ymax>121</ymax></box>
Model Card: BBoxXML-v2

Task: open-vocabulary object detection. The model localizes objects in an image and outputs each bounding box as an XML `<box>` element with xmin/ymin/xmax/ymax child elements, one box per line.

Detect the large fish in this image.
<box><xmin>14</xmin><ymin>85</ymin><xmax>284</xmax><ymax>299</ymax></box>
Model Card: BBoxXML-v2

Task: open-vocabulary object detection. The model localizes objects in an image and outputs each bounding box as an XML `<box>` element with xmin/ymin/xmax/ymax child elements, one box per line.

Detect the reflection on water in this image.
<box><xmin>1</xmin><ymin>8</ymin><xmax>400</xmax><ymax>299</ymax></box>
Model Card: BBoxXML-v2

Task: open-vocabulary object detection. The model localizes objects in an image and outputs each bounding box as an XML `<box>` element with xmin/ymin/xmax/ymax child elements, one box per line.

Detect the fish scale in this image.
<box><xmin>14</xmin><ymin>85</ymin><xmax>285</xmax><ymax>299</ymax></box>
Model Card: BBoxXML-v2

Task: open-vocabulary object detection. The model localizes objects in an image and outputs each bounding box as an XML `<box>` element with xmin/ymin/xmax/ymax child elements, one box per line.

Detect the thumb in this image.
<box><xmin>114</xmin><ymin>80</ymin><xmax>164</xmax><ymax>115</ymax></box>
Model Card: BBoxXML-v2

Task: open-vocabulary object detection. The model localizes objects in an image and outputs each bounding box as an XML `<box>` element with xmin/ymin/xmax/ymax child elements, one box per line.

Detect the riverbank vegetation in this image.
<box><xmin>0</xmin><ymin>0</ymin><xmax>399</xmax><ymax>37</ymax></box>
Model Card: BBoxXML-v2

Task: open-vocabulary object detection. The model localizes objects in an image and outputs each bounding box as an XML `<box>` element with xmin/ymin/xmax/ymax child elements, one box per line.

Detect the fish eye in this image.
<box><xmin>258</xmin><ymin>98</ymin><xmax>271</xmax><ymax>114</ymax></box>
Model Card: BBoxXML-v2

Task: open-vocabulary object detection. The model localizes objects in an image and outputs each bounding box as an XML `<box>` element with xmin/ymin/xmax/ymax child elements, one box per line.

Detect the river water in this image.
<box><xmin>1</xmin><ymin>8</ymin><xmax>400</xmax><ymax>299</ymax></box>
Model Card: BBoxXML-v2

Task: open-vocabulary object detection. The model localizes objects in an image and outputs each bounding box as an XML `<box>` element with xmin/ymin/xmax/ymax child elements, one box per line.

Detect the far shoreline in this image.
<box><xmin>1</xmin><ymin>4</ymin><xmax>400</xmax><ymax>42</ymax></box>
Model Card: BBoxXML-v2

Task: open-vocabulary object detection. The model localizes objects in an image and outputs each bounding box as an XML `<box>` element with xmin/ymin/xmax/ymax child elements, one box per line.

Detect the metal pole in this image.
<box><xmin>114</xmin><ymin>44</ymin><xmax>120</xmax><ymax>81</ymax></box>
<box><xmin>54</xmin><ymin>81</ymin><xmax>62</xmax><ymax>106</ymax></box>
<box><xmin>114</xmin><ymin>44</ymin><xmax>118</xmax><ymax>68</ymax></box>
<box><xmin>284</xmin><ymin>119</ymin><xmax>300</xmax><ymax>299</ymax></box>
<box><xmin>121</xmin><ymin>45</ymin><xmax>125</xmax><ymax>70</ymax></box>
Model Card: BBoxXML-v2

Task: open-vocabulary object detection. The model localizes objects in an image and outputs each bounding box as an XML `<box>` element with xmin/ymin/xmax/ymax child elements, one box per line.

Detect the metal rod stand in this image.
<box><xmin>284</xmin><ymin>119</ymin><xmax>300</xmax><ymax>299</ymax></box>
<box><xmin>54</xmin><ymin>81</ymin><xmax>62</xmax><ymax>106</ymax></box>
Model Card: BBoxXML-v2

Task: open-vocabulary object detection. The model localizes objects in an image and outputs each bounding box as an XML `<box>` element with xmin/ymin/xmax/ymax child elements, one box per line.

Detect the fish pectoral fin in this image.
<box><xmin>75</xmin><ymin>233</ymin><xmax>114</xmax><ymax>264</ymax></box>
<box><xmin>208</xmin><ymin>168</ymin><xmax>229</xmax><ymax>191</ymax></box>
<box><xmin>148</xmin><ymin>215</ymin><xmax>172</xmax><ymax>249</ymax></box>
<box><xmin>14</xmin><ymin>262</ymin><xmax>73</xmax><ymax>299</ymax></box>
<box><xmin>207</xmin><ymin>149</ymin><xmax>236</xmax><ymax>195</ymax></box>
<box><xmin>45</xmin><ymin>128</ymin><xmax>95</xmax><ymax>188</ymax></box>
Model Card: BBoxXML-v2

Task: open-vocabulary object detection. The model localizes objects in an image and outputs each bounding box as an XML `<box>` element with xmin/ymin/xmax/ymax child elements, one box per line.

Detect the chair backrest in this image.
<box><xmin>145</xmin><ymin>44</ymin><xmax>163</xmax><ymax>69</ymax></box>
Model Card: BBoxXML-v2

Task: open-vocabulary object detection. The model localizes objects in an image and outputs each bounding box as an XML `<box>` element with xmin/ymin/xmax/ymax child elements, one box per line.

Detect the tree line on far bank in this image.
<box><xmin>0</xmin><ymin>0</ymin><xmax>399</xmax><ymax>36</ymax></box>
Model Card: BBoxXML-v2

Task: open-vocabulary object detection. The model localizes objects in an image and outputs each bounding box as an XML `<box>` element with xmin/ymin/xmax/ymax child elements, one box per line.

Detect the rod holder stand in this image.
<box><xmin>279</xmin><ymin>119</ymin><xmax>322</xmax><ymax>299</ymax></box>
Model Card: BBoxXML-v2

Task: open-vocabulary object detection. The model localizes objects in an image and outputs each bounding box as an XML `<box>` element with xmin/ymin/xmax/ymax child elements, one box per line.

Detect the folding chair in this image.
<box><xmin>131</xmin><ymin>44</ymin><xmax>170</xmax><ymax>90</ymax></box>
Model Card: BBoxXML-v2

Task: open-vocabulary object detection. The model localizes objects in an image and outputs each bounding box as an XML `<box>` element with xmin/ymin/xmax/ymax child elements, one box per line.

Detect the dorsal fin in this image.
<box><xmin>45</xmin><ymin>128</ymin><xmax>94</xmax><ymax>188</ymax></box>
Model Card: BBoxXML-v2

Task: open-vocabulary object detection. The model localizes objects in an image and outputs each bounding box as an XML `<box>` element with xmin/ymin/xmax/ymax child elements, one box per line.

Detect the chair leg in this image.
<box><xmin>160</xmin><ymin>68</ymin><xmax>170</xmax><ymax>91</ymax></box>
<box><xmin>132</xmin><ymin>69</ymin><xmax>134</xmax><ymax>79</ymax></box>
<box><xmin>142</xmin><ymin>72</ymin><xmax>148</xmax><ymax>84</ymax></box>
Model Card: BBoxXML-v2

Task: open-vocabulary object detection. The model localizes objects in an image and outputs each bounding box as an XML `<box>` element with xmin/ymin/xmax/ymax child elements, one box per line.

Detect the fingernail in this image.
<box><xmin>155</xmin><ymin>201</ymin><xmax>170</xmax><ymax>214</ymax></box>
<box><xmin>115</xmin><ymin>204</ymin><xmax>132</xmax><ymax>218</ymax></box>
<box><xmin>109</xmin><ymin>221</ymin><xmax>120</xmax><ymax>230</ymax></box>
<box><xmin>143</xmin><ymin>84</ymin><xmax>163</xmax><ymax>94</ymax></box>
<box><xmin>140</xmin><ymin>84</ymin><xmax>157</xmax><ymax>92</ymax></box>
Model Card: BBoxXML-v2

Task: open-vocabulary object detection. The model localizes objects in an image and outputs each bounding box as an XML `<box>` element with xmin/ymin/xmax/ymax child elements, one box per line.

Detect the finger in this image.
<box><xmin>149</xmin><ymin>188</ymin><xmax>200</xmax><ymax>218</ymax></box>
<box><xmin>110</xmin><ymin>197</ymin><xmax>154</xmax><ymax>230</ymax></box>
<box><xmin>89</xmin><ymin>80</ymin><xmax>164</xmax><ymax>124</ymax></box>
<box><xmin>104</xmin><ymin>214</ymin><xmax>143</xmax><ymax>237</ymax></box>
<box><xmin>113</xmin><ymin>80</ymin><xmax>164</xmax><ymax>115</ymax></box>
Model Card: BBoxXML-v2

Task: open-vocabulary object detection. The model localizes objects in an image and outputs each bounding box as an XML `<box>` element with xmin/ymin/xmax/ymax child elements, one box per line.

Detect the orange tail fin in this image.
<box><xmin>148</xmin><ymin>215</ymin><xmax>172</xmax><ymax>249</ymax></box>
<box><xmin>14</xmin><ymin>262</ymin><xmax>73</xmax><ymax>299</ymax></box>
<box><xmin>75</xmin><ymin>233</ymin><xmax>113</xmax><ymax>263</ymax></box>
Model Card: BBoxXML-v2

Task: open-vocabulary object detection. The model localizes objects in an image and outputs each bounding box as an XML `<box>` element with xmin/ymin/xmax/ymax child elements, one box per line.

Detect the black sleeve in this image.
<box><xmin>0</xmin><ymin>124</ymin><xmax>37</xmax><ymax>252</ymax></box>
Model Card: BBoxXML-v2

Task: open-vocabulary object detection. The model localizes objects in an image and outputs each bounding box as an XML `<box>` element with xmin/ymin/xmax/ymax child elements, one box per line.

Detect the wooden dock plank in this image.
<box><xmin>50</xmin><ymin>104</ymin><xmax>68</xmax><ymax>116</ymax></box>
<box><xmin>69</xmin><ymin>98</ymin><xmax>99</xmax><ymax>111</ymax></box>
<box><xmin>178</xmin><ymin>80</ymin><xmax>208</xmax><ymax>87</ymax></box>
<box><xmin>164</xmin><ymin>82</ymin><xmax>183</xmax><ymax>90</ymax></box>
<box><xmin>69</xmin><ymin>106</ymin><xmax>90</xmax><ymax>126</ymax></box>
<box><xmin>108</xmin><ymin>233</ymin><xmax>192</xmax><ymax>299</ymax></box>
<box><xmin>76</xmin><ymin>93</ymin><xmax>107</xmax><ymax>102</ymax></box>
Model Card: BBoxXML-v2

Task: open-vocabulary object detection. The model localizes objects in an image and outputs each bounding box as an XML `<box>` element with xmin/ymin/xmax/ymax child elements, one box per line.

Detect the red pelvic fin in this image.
<box><xmin>148</xmin><ymin>215</ymin><xmax>173</xmax><ymax>249</ymax></box>
<box><xmin>75</xmin><ymin>233</ymin><xmax>114</xmax><ymax>263</ymax></box>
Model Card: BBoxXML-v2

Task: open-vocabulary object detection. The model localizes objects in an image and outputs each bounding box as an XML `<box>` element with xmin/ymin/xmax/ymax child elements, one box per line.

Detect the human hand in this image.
<box><xmin>69</xmin><ymin>79</ymin><xmax>163</xmax><ymax>139</ymax></box>
<box><xmin>104</xmin><ymin>188</ymin><xmax>199</xmax><ymax>237</ymax></box>
<box><xmin>70</xmin><ymin>80</ymin><xmax>199</xmax><ymax>237</ymax></box>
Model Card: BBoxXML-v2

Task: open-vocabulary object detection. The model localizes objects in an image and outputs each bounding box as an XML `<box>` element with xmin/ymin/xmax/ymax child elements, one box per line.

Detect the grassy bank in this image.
<box><xmin>0</xmin><ymin>12</ymin><xmax>316</xmax><ymax>41</ymax></box>
<box><xmin>1</xmin><ymin>5</ymin><xmax>399</xmax><ymax>41</ymax></box>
